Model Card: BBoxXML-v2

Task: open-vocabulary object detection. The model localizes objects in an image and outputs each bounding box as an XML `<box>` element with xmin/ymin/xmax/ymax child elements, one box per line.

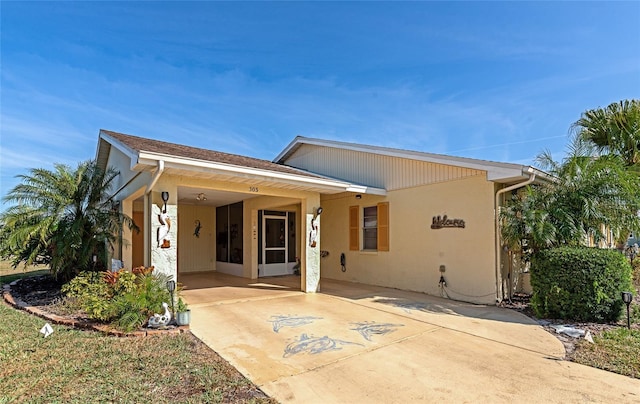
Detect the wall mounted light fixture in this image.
<box><xmin>312</xmin><ymin>206</ymin><xmax>323</xmax><ymax>224</ymax></box>
<box><xmin>161</xmin><ymin>192</ymin><xmax>169</xmax><ymax>213</ymax></box>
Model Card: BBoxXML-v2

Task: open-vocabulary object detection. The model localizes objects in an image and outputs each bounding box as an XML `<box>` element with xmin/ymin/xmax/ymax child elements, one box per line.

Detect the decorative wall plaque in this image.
<box><xmin>431</xmin><ymin>215</ymin><xmax>465</xmax><ymax>229</ymax></box>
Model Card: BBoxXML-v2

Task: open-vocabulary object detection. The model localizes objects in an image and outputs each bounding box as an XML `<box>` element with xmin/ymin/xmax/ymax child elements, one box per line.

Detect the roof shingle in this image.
<box><xmin>100</xmin><ymin>129</ymin><xmax>325</xmax><ymax>179</ymax></box>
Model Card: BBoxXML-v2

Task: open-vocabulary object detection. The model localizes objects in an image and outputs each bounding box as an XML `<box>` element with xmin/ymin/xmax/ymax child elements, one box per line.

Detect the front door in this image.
<box><xmin>259</xmin><ymin>211</ymin><xmax>296</xmax><ymax>277</ymax></box>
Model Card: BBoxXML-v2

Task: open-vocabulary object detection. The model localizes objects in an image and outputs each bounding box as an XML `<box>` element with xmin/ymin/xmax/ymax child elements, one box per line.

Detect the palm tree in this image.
<box><xmin>573</xmin><ymin>99</ymin><xmax>640</xmax><ymax>169</ymax></box>
<box><xmin>0</xmin><ymin>161</ymin><xmax>136</xmax><ymax>281</ymax></box>
<box><xmin>501</xmin><ymin>135</ymin><xmax>640</xmax><ymax>256</ymax></box>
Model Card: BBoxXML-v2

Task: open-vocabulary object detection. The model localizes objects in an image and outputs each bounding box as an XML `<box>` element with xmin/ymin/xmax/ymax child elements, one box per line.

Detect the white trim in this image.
<box><xmin>98</xmin><ymin>130</ymin><xmax>143</xmax><ymax>171</ymax></box>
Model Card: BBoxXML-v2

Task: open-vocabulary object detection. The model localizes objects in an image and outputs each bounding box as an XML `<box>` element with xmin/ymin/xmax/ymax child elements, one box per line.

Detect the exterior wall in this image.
<box><xmin>319</xmin><ymin>174</ymin><xmax>497</xmax><ymax>304</ymax></box>
<box><xmin>106</xmin><ymin>148</ymin><xmax>150</xmax><ymax>271</ymax></box>
<box><xmin>285</xmin><ymin>144</ymin><xmax>485</xmax><ymax>191</ymax></box>
<box><xmin>105</xmin><ymin>146</ymin><xmax>151</xmax><ymax>194</ymax></box>
<box><xmin>178</xmin><ymin>204</ymin><xmax>215</xmax><ymax>273</ymax></box>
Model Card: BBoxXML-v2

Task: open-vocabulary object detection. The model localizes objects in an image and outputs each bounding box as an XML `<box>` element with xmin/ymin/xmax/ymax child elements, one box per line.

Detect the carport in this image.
<box><xmin>96</xmin><ymin>130</ymin><xmax>383</xmax><ymax>293</ymax></box>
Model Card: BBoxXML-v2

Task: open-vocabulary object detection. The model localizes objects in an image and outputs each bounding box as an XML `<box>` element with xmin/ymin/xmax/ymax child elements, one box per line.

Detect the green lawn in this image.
<box><xmin>572</xmin><ymin>328</ymin><xmax>640</xmax><ymax>378</ymax></box>
<box><xmin>1</xmin><ymin>264</ymin><xmax>271</xmax><ymax>402</ymax></box>
<box><xmin>0</xmin><ymin>260</ymin><xmax>49</xmax><ymax>285</ymax></box>
<box><xmin>0</xmin><ymin>301</ymin><xmax>276</xmax><ymax>403</ymax></box>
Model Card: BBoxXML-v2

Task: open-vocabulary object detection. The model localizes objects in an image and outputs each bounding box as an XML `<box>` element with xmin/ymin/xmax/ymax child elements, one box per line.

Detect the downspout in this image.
<box><xmin>495</xmin><ymin>171</ymin><xmax>536</xmax><ymax>303</ymax></box>
<box><xmin>143</xmin><ymin>160</ymin><xmax>165</xmax><ymax>266</ymax></box>
<box><xmin>145</xmin><ymin>160</ymin><xmax>165</xmax><ymax>195</ymax></box>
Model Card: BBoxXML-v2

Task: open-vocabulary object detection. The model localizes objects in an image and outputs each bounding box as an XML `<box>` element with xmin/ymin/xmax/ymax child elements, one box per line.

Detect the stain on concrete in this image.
<box><xmin>268</xmin><ymin>314</ymin><xmax>323</xmax><ymax>332</ymax></box>
<box><xmin>283</xmin><ymin>333</ymin><xmax>363</xmax><ymax>357</ymax></box>
<box><xmin>350</xmin><ymin>321</ymin><xmax>404</xmax><ymax>341</ymax></box>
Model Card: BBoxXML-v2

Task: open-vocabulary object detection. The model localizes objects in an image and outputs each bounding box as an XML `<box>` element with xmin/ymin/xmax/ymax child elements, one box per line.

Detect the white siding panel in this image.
<box><xmin>285</xmin><ymin>144</ymin><xmax>485</xmax><ymax>191</ymax></box>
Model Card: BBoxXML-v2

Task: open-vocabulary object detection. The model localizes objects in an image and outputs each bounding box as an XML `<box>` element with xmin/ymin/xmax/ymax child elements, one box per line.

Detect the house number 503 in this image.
<box><xmin>249</xmin><ymin>186</ymin><xmax>259</xmax><ymax>193</ymax></box>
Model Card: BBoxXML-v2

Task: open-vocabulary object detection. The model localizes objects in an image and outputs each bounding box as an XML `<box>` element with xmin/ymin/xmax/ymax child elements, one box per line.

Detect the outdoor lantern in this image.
<box><xmin>167</xmin><ymin>280</ymin><xmax>176</xmax><ymax>318</ymax></box>
<box><xmin>161</xmin><ymin>191</ymin><xmax>169</xmax><ymax>213</ymax></box>
<box><xmin>622</xmin><ymin>291</ymin><xmax>633</xmax><ymax>329</ymax></box>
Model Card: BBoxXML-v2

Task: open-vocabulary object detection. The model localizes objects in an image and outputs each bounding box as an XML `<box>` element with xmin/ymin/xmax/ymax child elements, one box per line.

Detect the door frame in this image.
<box><xmin>259</xmin><ymin>210</ymin><xmax>297</xmax><ymax>277</ymax></box>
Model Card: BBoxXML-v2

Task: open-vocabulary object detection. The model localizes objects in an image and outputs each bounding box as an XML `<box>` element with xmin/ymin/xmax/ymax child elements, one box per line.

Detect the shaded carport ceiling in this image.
<box><xmin>178</xmin><ymin>187</ymin><xmax>255</xmax><ymax>207</ymax></box>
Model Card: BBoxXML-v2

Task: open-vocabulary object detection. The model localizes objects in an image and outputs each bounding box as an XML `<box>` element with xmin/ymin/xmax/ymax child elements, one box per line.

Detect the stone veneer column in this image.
<box><xmin>149</xmin><ymin>191</ymin><xmax>178</xmax><ymax>282</ymax></box>
<box><xmin>302</xmin><ymin>195</ymin><xmax>321</xmax><ymax>293</ymax></box>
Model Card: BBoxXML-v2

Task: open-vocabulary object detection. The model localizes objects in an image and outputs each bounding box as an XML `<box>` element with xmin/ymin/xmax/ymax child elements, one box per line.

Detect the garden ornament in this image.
<box><xmin>147</xmin><ymin>302</ymin><xmax>172</xmax><ymax>328</ymax></box>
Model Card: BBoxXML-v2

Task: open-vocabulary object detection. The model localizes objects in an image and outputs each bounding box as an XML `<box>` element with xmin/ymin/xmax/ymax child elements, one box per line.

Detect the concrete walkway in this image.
<box><xmin>181</xmin><ymin>272</ymin><xmax>640</xmax><ymax>403</ymax></box>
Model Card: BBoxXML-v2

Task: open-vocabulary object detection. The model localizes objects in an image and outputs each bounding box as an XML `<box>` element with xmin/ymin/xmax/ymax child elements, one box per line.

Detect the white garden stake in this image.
<box><xmin>40</xmin><ymin>323</ymin><xmax>53</xmax><ymax>338</ymax></box>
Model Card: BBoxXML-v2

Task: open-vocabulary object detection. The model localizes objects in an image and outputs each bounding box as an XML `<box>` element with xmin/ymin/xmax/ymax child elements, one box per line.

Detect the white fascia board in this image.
<box><xmin>346</xmin><ymin>185</ymin><xmax>387</xmax><ymax>195</ymax></box>
<box><xmin>139</xmin><ymin>152</ymin><xmax>386</xmax><ymax>195</ymax></box>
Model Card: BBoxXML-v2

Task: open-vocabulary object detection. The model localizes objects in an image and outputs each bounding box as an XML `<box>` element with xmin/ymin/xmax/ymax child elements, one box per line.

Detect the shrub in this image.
<box><xmin>61</xmin><ymin>267</ymin><xmax>174</xmax><ymax>331</ymax></box>
<box><xmin>530</xmin><ymin>246</ymin><xmax>633</xmax><ymax>322</ymax></box>
<box><xmin>632</xmin><ymin>257</ymin><xmax>640</xmax><ymax>290</ymax></box>
<box><xmin>62</xmin><ymin>271</ymin><xmax>114</xmax><ymax>320</ymax></box>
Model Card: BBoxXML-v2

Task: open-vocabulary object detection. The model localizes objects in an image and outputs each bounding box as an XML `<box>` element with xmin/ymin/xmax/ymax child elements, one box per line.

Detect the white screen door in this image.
<box><xmin>261</xmin><ymin>215</ymin><xmax>288</xmax><ymax>276</ymax></box>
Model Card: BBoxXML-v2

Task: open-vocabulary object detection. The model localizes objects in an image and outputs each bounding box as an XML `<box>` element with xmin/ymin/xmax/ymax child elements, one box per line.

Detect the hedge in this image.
<box><xmin>530</xmin><ymin>247</ymin><xmax>633</xmax><ymax>322</ymax></box>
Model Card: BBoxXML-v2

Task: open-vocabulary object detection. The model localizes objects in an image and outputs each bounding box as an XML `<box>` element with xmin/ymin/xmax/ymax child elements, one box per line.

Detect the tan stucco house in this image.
<box><xmin>96</xmin><ymin>129</ymin><xmax>548</xmax><ymax>305</ymax></box>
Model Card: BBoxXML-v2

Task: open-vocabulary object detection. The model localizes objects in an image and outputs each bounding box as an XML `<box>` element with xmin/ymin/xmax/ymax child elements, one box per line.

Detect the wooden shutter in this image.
<box><xmin>349</xmin><ymin>205</ymin><xmax>359</xmax><ymax>251</ymax></box>
<box><xmin>377</xmin><ymin>202</ymin><xmax>389</xmax><ymax>251</ymax></box>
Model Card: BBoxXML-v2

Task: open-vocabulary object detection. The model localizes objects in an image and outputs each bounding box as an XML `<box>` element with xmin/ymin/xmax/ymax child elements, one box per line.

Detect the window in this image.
<box><xmin>216</xmin><ymin>202</ymin><xmax>243</xmax><ymax>263</ymax></box>
<box><xmin>349</xmin><ymin>202</ymin><xmax>389</xmax><ymax>251</ymax></box>
<box><xmin>363</xmin><ymin>206</ymin><xmax>378</xmax><ymax>250</ymax></box>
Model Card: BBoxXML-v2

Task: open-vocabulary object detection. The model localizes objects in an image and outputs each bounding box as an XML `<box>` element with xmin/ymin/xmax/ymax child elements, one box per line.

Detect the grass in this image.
<box><xmin>0</xmin><ymin>260</ymin><xmax>49</xmax><ymax>285</ymax></box>
<box><xmin>0</xmin><ymin>297</ymin><xmax>276</xmax><ymax>403</ymax></box>
<box><xmin>572</xmin><ymin>328</ymin><xmax>640</xmax><ymax>378</ymax></box>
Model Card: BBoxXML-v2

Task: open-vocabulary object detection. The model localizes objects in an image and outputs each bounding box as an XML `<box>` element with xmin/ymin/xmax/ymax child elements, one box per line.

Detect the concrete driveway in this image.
<box><xmin>181</xmin><ymin>273</ymin><xmax>640</xmax><ymax>403</ymax></box>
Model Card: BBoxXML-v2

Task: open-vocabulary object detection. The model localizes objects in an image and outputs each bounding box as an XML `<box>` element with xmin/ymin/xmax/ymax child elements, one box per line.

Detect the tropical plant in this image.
<box><xmin>572</xmin><ymin>99</ymin><xmax>640</xmax><ymax>169</ymax></box>
<box><xmin>62</xmin><ymin>268</ymin><xmax>172</xmax><ymax>332</ymax></box>
<box><xmin>0</xmin><ymin>161</ymin><xmax>137</xmax><ymax>281</ymax></box>
<box><xmin>501</xmin><ymin>136</ymin><xmax>640</xmax><ymax>257</ymax></box>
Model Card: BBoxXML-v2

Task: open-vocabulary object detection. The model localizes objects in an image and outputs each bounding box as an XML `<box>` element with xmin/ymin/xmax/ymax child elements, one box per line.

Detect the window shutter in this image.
<box><xmin>349</xmin><ymin>205</ymin><xmax>359</xmax><ymax>251</ymax></box>
<box><xmin>377</xmin><ymin>202</ymin><xmax>389</xmax><ymax>251</ymax></box>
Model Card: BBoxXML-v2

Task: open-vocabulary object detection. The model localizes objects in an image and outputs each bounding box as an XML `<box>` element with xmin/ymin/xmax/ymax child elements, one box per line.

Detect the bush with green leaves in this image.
<box><xmin>632</xmin><ymin>257</ymin><xmax>640</xmax><ymax>289</ymax></box>
<box><xmin>531</xmin><ymin>246</ymin><xmax>633</xmax><ymax>322</ymax></box>
<box><xmin>62</xmin><ymin>269</ymin><xmax>173</xmax><ymax>331</ymax></box>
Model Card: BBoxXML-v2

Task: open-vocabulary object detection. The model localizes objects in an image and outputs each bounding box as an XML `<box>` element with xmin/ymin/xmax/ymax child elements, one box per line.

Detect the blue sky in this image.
<box><xmin>1</xmin><ymin>1</ymin><xmax>639</xmax><ymax>202</ymax></box>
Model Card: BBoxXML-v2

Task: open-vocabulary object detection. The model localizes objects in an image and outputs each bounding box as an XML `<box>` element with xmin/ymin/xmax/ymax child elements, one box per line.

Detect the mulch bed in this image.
<box><xmin>500</xmin><ymin>292</ymin><xmax>639</xmax><ymax>358</ymax></box>
<box><xmin>2</xmin><ymin>275</ymin><xmax>188</xmax><ymax>337</ymax></box>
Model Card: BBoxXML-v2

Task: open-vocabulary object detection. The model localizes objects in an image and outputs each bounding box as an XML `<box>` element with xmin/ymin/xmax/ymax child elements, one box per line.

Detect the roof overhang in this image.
<box><xmin>97</xmin><ymin>131</ymin><xmax>386</xmax><ymax>196</ymax></box>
